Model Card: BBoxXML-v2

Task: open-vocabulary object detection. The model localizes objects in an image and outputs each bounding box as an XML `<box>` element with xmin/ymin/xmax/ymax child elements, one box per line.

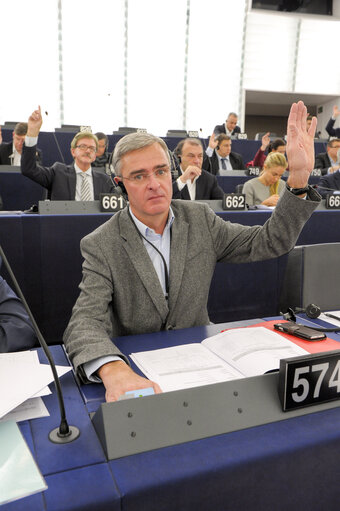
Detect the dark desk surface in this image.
<box><xmin>6</xmin><ymin>321</ymin><xmax>340</xmax><ymax>511</ymax></box>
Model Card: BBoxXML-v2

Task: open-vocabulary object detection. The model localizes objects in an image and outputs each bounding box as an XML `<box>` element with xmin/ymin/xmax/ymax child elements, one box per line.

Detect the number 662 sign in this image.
<box><xmin>279</xmin><ymin>350</ymin><xmax>340</xmax><ymax>411</ymax></box>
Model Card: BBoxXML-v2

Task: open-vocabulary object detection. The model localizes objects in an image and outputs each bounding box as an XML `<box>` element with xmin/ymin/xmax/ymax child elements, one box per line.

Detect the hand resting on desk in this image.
<box><xmin>98</xmin><ymin>360</ymin><xmax>162</xmax><ymax>402</ymax></box>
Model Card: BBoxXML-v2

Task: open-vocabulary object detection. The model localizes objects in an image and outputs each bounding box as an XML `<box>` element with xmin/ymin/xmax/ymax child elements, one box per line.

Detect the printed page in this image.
<box><xmin>202</xmin><ymin>326</ymin><xmax>308</xmax><ymax>377</ymax></box>
<box><xmin>130</xmin><ymin>343</ymin><xmax>244</xmax><ymax>392</ymax></box>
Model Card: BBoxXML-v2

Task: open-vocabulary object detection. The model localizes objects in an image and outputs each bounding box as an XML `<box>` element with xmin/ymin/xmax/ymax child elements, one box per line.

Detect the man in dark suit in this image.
<box><xmin>0</xmin><ymin>122</ymin><xmax>42</xmax><ymax>166</ymax></box>
<box><xmin>21</xmin><ymin>107</ymin><xmax>115</xmax><ymax>200</ymax></box>
<box><xmin>213</xmin><ymin>112</ymin><xmax>241</xmax><ymax>137</ymax></box>
<box><xmin>172</xmin><ymin>138</ymin><xmax>224</xmax><ymax>200</ymax></box>
<box><xmin>314</xmin><ymin>139</ymin><xmax>340</xmax><ymax>176</ymax></box>
<box><xmin>205</xmin><ymin>134</ymin><xmax>245</xmax><ymax>174</ymax></box>
<box><xmin>317</xmin><ymin>171</ymin><xmax>340</xmax><ymax>197</ymax></box>
<box><xmin>325</xmin><ymin>105</ymin><xmax>340</xmax><ymax>138</ymax></box>
<box><xmin>0</xmin><ymin>268</ymin><xmax>36</xmax><ymax>352</ymax></box>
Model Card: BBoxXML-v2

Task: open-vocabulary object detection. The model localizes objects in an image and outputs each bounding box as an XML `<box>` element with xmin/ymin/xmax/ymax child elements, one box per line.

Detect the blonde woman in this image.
<box><xmin>242</xmin><ymin>152</ymin><xmax>287</xmax><ymax>207</ymax></box>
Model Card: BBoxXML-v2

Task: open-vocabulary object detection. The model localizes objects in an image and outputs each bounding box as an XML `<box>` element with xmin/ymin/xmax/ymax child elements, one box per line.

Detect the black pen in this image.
<box><xmin>324</xmin><ymin>313</ymin><xmax>340</xmax><ymax>321</ymax></box>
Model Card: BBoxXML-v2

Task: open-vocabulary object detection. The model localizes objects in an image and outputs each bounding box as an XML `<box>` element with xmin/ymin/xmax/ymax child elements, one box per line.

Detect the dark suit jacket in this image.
<box><xmin>326</xmin><ymin>118</ymin><xmax>340</xmax><ymax>138</ymax></box>
<box><xmin>207</xmin><ymin>149</ymin><xmax>245</xmax><ymax>175</ymax></box>
<box><xmin>0</xmin><ymin>273</ymin><xmax>36</xmax><ymax>352</ymax></box>
<box><xmin>213</xmin><ymin>124</ymin><xmax>241</xmax><ymax>136</ymax></box>
<box><xmin>21</xmin><ymin>144</ymin><xmax>115</xmax><ymax>200</ymax></box>
<box><xmin>172</xmin><ymin>169</ymin><xmax>224</xmax><ymax>200</ymax></box>
<box><xmin>314</xmin><ymin>152</ymin><xmax>333</xmax><ymax>176</ymax></box>
<box><xmin>0</xmin><ymin>141</ymin><xmax>42</xmax><ymax>165</ymax></box>
<box><xmin>317</xmin><ymin>171</ymin><xmax>340</xmax><ymax>197</ymax></box>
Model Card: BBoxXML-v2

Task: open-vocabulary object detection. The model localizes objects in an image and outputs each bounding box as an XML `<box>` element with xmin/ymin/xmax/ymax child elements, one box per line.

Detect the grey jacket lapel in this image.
<box><xmin>118</xmin><ymin>210</ymin><xmax>169</xmax><ymax>322</ymax></box>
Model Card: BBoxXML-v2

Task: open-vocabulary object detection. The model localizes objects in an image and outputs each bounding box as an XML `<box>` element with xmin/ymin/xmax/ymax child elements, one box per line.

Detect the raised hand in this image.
<box><xmin>261</xmin><ymin>132</ymin><xmax>270</xmax><ymax>151</ymax></box>
<box><xmin>27</xmin><ymin>106</ymin><xmax>43</xmax><ymax>137</ymax></box>
<box><xmin>286</xmin><ymin>101</ymin><xmax>316</xmax><ymax>189</ymax></box>
<box><xmin>333</xmin><ymin>105</ymin><xmax>340</xmax><ymax>118</ymax></box>
<box><xmin>208</xmin><ymin>132</ymin><xmax>218</xmax><ymax>149</ymax></box>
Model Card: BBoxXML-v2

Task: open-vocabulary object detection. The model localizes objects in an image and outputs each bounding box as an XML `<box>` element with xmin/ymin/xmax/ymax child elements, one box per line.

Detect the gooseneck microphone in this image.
<box><xmin>0</xmin><ymin>244</ymin><xmax>80</xmax><ymax>444</ymax></box>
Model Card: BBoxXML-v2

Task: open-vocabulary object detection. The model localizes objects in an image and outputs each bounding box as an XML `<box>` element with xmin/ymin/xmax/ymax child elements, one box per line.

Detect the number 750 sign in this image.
<box><xmin>279</xmin><ymin>350</ymin><xmax>340</xmax><ymax>411</ymax></box>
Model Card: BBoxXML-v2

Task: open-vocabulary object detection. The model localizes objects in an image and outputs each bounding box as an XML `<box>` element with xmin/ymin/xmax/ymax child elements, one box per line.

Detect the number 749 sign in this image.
<box><xmin>279</xmin><ymin>350</ymin><xmax>340</xmax><ymax>411</ymax></box>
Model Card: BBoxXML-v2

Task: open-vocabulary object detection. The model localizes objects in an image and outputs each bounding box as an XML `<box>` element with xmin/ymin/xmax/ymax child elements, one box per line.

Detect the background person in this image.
<box><xmin>213</xmin><ymin>112</ymin><xmax>241</xmax><ymax>137</ymax></box>
<box><xmin>246</xmin><ymin>132</ymin><xmax>286</xmax><ymax>169</ymax></box>
<box><xmin>92</xmin><ymin>132</ymin><xmax>112</xmax><ymax>168</ymax></box>
<box><xmin>21</xmin><ymin>107</ymin><xmax>115</xmax><ymax>200</ymax></box>
<box><xmin>314</xmin><ymin>138</ymin><xmax>340</xmax><ymax>175</ymax></box>
<box><xmin>325</xmin><ymin>105</ymin><xmax>340</xmax><ymax>138</ymax></box>
<box><xmin>242</xmin><ymin>152</ymin><xmax>287</xmax><ymax>207</ymax></box>
<box><xmin>172</xmin><ymin>138</ymin><xmax>224</xmax><ymax>200</ymax></box>
<box><xmin>205</xmin><ymin>133</ymin><xmax>245</xmax><ymax>173</ymax></box>
<box><xmin>0</xmin><ymin>122</ymin><xmax>42</xmax><ymax>165</ymax></box>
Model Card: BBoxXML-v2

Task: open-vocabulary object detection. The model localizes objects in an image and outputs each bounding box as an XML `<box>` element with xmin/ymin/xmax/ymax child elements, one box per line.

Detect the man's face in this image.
<box><xmin>119</xmin><ymin>143</ymin><xmax>172</xmax><ymax>226</ymax></box>
<box><xmin>71</xmin><ymin>137</ymin><xmax>97</xmax><ymax>168</ymax></box>
<box><xmin>180</xmin><ymin>142</ymin><xmax>203</xmax><ymax>171</ymax></box>
<box><xmin>226</xmin><ymin>115</ymin><xmax>237</xmax><ymax>133</ymax></box>
<box><xmin>217</xmin><ymin>139</ymin><xmax>232</xmax><ymax>158</ymax></box>
<box><xmin>306</xmin><ymin>119</ymin><xmax>312</xmax><ymax>131</ymax></box>
<box><xmin>328</xmin><ymin>141</ymin><xmax>340</xmax><ymax>161</ymax></box>
<box><xmin>13</xmin><ymin>132</ymin><xmax>25</xmax><ymax>154</ymax></box>
<box><xmin>96</xmin><ymin>139</ymin><xmax>107</xmax><ymax>157</ymax></box>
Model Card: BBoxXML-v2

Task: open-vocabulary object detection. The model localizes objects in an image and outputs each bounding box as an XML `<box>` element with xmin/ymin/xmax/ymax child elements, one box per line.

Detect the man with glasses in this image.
<box><xmin>21</xmin><ymin>107</ymin><xmax>114</xmax><ymax>200</ymax></box>
<box><xmin>64</xmin><ymin>101</ymin><xmax>321</xmax><ymax>403</ymax></box>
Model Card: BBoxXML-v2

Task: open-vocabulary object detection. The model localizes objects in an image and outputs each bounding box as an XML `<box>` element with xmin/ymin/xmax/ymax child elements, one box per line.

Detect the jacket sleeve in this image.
<box><xmin>0</xmin><ymin>276</ymin><xmax>37</xmax><ymax>352</ymax></box>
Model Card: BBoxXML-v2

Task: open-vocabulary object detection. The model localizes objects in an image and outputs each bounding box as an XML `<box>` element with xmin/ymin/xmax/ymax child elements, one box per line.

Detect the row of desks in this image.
<box><xmin>6</xmin><ymin>316</ymin><xmax>340</xmax><ymax>511</ymax></box>
<box><xmin>0</xmin><ymin>168</ymin><xmax>324</xmax><ymax>211</ymax></box>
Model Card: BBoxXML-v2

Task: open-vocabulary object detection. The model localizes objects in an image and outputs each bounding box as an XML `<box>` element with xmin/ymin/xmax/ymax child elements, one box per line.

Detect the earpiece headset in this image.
<box><xmin>281</xmin><ymin>304</ymin><xmax>340</xmax><ymax>332</ymax></box>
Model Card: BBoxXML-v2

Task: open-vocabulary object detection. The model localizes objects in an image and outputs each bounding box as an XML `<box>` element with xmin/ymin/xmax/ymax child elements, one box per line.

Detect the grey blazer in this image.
<box><xmin>63</xmin><ymin>190</ymin><xmax>320</xmax><ymax>382</ymax></box>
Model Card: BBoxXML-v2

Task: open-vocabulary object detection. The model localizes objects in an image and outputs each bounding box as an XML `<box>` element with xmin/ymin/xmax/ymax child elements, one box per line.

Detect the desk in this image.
<box><xmin>6</xmin><ymin>322</ymin><xmax>340</xmax><ymax>511</ymax></box>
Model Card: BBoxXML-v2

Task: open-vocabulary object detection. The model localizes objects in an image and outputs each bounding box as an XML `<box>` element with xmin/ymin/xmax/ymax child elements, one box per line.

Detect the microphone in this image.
<box><xmin>0</xmin><ymin>244</ymin><xmax>80</xmax><ymax>444</ymax></box>
<box><xmin>9</xmin><ymin>153</ymin><xmax>14</xmax><ymax>166</ymax></box>
<box><xmin>45</xmin><ymin>111</ymin><xmax>66</xmax><ymax>165</ymax></box>
<box><xmin>312</xmin><ymin>184</ymin><xmax>340</xmax><ymax>193</ymax></box>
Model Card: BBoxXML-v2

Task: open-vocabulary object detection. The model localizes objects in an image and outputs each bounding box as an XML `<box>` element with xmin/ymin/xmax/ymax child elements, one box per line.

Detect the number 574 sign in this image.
<box><xmin>279</xmin><ymin>350</ymin><xmax>340</xmax><ymax>411</ymax></box>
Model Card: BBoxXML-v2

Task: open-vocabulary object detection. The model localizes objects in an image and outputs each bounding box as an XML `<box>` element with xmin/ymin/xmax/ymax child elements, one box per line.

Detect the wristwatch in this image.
<box><xmin>286</xmin><ymin>184</ymin><xmax>311</xmax><ymax>196</ymax></box>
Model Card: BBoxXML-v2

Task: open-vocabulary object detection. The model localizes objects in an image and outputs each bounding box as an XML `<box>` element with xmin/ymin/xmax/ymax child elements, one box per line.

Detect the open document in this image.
<box><xmin>130</xmin><ymin>326</ymin><xmax>308</xmax><ymax>393</ymax></box>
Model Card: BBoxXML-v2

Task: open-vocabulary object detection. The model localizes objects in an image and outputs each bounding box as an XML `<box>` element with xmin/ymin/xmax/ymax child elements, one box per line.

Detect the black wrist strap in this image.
<box><xmin>286</xmin><ymin>184</ymin><xmax>311</xmax><ymax>196</ymax></box>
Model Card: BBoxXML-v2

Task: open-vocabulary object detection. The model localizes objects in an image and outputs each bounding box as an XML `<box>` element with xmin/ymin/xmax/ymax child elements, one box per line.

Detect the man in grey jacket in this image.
<box><xmin>64</xmin><ymin>101</ymin><xmax>320</xmax><ymax>402</ymax></box>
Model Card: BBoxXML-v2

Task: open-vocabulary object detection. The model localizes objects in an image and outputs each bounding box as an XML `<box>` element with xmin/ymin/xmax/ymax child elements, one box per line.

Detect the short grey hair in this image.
<box><xmin>112</xmin><ymin>132</ymin><xmax>170</xmax><ymax>176</ymax></box>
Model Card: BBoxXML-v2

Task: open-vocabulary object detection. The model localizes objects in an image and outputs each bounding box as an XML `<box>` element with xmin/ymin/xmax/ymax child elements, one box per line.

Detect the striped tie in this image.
<box><xmin>80</xmin><ymin>174</ymin><xmax>92</xmax><ymax>201</ymax></box>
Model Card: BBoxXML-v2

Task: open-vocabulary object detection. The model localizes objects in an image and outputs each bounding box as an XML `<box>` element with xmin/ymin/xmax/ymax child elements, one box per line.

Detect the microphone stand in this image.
<box><xmin>0</xmin><ymin>244</ymin><xmax>80</xmax><ymax>443</ymax></box>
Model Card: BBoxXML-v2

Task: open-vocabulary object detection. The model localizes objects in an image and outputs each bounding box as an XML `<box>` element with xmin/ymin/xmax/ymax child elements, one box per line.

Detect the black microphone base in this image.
<box><xmin>49</xmin><ymin>425</ymin><xmax>80</xmax><ymax>444</ymax></box>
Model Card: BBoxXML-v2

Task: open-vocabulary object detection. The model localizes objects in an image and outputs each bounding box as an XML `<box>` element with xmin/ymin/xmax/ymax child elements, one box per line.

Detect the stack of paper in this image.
<box><xmin>0</xmin><ymin>350</ymin><xmax>71</xmax><ymax>423</ymax></box>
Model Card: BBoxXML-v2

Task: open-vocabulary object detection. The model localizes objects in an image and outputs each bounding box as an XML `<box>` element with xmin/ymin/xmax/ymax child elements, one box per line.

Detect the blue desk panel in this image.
<box><xmin>3</xmin><ymin>323</ymin><xmax>340</xmax><ymax>511</ymax></box>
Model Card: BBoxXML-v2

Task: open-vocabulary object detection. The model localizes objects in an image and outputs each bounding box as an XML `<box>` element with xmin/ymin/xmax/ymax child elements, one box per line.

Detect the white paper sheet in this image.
<box><xmin>0</xmin><ymin>397</ymin><xmax>49</xmax><ymax>423</ymax></box>
<box><xmin>0</xmin><ymin>351</ymin><xmax>71</xmax><ymax>419</ymax></box>
<box><xmin>131</xmin><ymin>327</ymin><xmax>308</xmax><ymax>393</ymax></box>
<box><xmin>319</xmin><ymin>310</ymin><xmax>340</xmax><ymax>327</ymax></box>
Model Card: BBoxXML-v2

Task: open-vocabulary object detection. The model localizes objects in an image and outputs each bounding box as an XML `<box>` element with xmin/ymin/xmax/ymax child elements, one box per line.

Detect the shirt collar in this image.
<box><xmin>74</xmin><ymin>162</ymin><xmax>92</xmax><ymax>175</ymax></box>
<box><xmin>129</xmin><ymin>206</ymin><xmax>174</xmax><ymax>237</ymax></box>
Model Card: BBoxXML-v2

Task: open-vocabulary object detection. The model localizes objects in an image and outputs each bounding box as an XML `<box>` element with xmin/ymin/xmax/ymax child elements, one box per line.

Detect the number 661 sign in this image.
<box><xmin>279</xmin><ymin>350</ymin><xmax>340</xmax><ymax>411</ymax></box>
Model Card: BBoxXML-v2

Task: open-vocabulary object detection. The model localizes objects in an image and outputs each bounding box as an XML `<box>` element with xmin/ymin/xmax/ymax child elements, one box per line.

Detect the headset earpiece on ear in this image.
<box><xmin>216</xmin><ymin>145</ymin><xmax>220</xmax><ymax>150</ymax></box>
